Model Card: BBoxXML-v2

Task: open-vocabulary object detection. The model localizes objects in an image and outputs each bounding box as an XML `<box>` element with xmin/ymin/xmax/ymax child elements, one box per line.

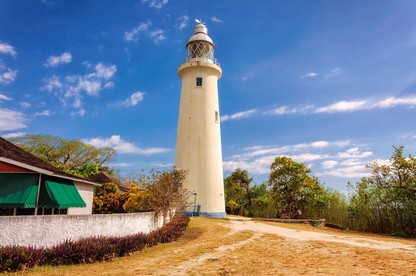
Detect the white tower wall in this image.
<box><xmin>175</xmin><ymin>24</ymin><xmax>226</xmax><ymax>218</ymax></box>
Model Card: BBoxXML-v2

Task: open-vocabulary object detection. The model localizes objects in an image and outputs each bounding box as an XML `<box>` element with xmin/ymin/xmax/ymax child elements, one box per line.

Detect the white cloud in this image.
<box><xmin>0</xmin><ymin>92</ymin><xmax>11</xmax><ymax>101</ymax></box>
<box><xmin>108</xmin><ymin>162</ymin><xmax>136</xmax><ymax>168</ymax></box>
<box><xmin>20</xmin><ymin>102</ymin><xmax>31</xmax><ymax>108</ymax></box>
<box><xmin>286</xmin><ymin>153</ymin><xmax>326</xmax><ymax>162</ymax></box>
<box><xmin>211</xmin><ymin>16</ymin><xmax>223</xmax><ymax>23</ymax></box>
<box><xmin>178</xmin><ymin>16</ymin><xmax>189</xmax><ymax>30</ymax></box>
<box><xmin>322</xmin><ymin>165</ymin><xmax>371</xmax><ymax>178</ymax></box>
<box><xmin>223</xmin><ymin>157</ymin><xmax>274</xmax><ymax>174</ymax></box>
<box><xmin>0</xmin><ymin>42</ymin><xmax>17</xmax><ymax>57</ymax></box>
<box><xmin>310</xmin><ymin>141</ymin><xmax>329</xmax><ymax>148</ymax></box>
<box><xmin>315</xmin><ymin>100</ymin><xmax>367</xmax><ymax>113</ymax></box>
<box><xmin>1</xmin><ymin>132</ymin><xmax>26</xmax><ymax>138</ymax></box>
<box><xmin>124</xmin><ymin>21</ymin><xmax>152</xmax><ymax>42</ymax></box>
<box><xmin>34</xmin><ymin>110</ymin><xmax>51</xmax><ymax>117</ymax></box>
<box><xmin>70</xmin><ymin>108</ymin><xmax>85</xmax><ymax>117</ymax></box>
<box><xmin>0</xmin><ymin>68</ymin><xmax>17</xmax><ymax>84</ymax></box>
<box><xmin>265</xmin><ymin>105</ymin><xmax>314</xmax><ymax>116</ymax></box>
<box><xmin>230</xmin><ymin>140</ymin><xmax>350</xmax><ymax>160</ymax></box>
<box><xmin>119</xmin><ymin>91</ymin><xmax>145</xmax><ymax>107</ymax></box>
<box><xmin>44</xmin><ymin>52</ymin><xmax>72</xmax><ymax>67</ymax></box>
<box><xmin>321</xmin><ymin>160</ymin><xmax>338</xmax><ymax>169</ymax></box>
<box><xmin>142</xmin><ymin>0</ymin><xmax>168</xmax><ymax>9</ymax></box>
<box><xmin>93</xmin><ymin>63</ymin><xmax>116</xmax><ymax>80</ymax></box>
<box><xmin>300</xmin><ymin>72</ymin><xmax>318</xmax><ymax>79</ymax></box>
<box><xmin>150</xmin><ymin>29</ymin><xmax>166</xmax><ymax>43</ymax></box>
<box><xmin>225</xmin><ymin>140</ymin><xmax>352</xmax><ymax>177</ymax></box>
<box><xmin>338</xmin><ymin>148</ymin><xmax>373</xmax><ymax>158</ymax></box>
<box><xmin>43</xmin><ymin>75</ymin><xmax>62</xmax><ymax>91</ymax></box>
<box><xmin>372</xmin><ymin>95</ymin><xmax>416</xmax><ymax>108</ymax></box>
<box><xmin>324</xmin><ymin>68</ymin><xmax>343</xmax><ymax>79</ymax></box>
<box><xmin>265</xmin><ymin>95</ymin><xmax>416</xmax><ymax>116</ymax></box>
<box><xmin>82</xmin><ymin>135</ymin><xmax>170</xmax><ymax>155</ymax></box>
<box><xmin>42</xmin><ymin>62</ymin><xmax>117</xmax><ymax>115</ymax></box>
<box><xmin>124</xmin><ymin>21</ymin><xmax>167</xmax><ymax>44</ymax></box>
<box><xmin>0</xmin><ymin>108</ymin><xmax>26</xmax><ymax>131</ymax></box>
<box><xmin>221</xmin><ymin>109</ymin><xmax>257</xmax><ymax>122</ymax></box>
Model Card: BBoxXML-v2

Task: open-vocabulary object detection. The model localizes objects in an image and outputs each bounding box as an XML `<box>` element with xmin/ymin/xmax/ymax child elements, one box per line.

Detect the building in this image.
<box><xmin>174</xmin><ymin>21</ymin><xmax>226</xmax><ymax>218</ymax></box>
<box><xmin>0</xmin><ymin>137</ymin><xmax>100</xmax><ymax>216</ymax></box>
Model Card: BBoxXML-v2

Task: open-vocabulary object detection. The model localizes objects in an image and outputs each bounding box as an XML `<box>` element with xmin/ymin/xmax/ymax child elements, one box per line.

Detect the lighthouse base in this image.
<box><xmin>182</xmin><ymin>211</ymin><xmax>226</xmax><ymax>219</ymax></box>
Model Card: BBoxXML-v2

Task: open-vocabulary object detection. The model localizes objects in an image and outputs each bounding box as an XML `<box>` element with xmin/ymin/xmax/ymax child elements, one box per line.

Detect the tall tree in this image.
<box><xmin>10</xmin><ymin>134</ymin><xmax>116</xmax><ymax>177</ymax></box>
<box><xmin>224</xmin><ymin>168</ymin><xmax>252</xmax><ymax>215</ymax></box>
<box><xmin>268</xmin><ymin>156</ymin><xmax>319</xmax><ymax>218</ymax></box>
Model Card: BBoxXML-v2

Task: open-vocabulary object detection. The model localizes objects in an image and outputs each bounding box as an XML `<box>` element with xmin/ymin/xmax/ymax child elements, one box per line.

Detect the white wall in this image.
<box><xmin>67</xmin><ymin>181</ymin><xmax>94</xmax><ymax>215</ymax></box>
<box><xmin>0</xmin><ymin>212</ymin><xmax>164</xmax><ymax>248</ymax></box>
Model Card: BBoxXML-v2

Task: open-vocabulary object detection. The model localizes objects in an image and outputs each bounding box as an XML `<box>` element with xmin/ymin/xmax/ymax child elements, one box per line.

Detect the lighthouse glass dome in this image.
<box><xmin>185</xmin><ymin>23</ymin><xmax>219</xmax><ymax>65</ymax></box>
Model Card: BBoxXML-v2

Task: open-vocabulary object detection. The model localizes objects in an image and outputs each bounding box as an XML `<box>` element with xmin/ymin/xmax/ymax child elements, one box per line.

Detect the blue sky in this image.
<box><xmin>1</xmin><ymin>0</ymin><xmax>416</xmax><ymax>192</ymax></box>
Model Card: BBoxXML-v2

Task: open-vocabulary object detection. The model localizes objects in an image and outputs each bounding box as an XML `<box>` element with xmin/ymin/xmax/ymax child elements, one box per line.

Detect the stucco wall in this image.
<box><xmin>67</xmin><ymin>181</ymin><xmax>94</xmax><ymax>215</ymax></box>
<box><xmin>0</xmin><ymin>212</ymin><xmax>163</xmax><ymax>248</ymax></box>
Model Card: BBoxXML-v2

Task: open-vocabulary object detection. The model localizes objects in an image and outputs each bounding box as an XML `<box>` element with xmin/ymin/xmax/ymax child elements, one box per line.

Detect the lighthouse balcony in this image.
<box><xmin>180</xmin><ymin>57</ymin><xmax>220</xmax><ymax>67</ymax></box>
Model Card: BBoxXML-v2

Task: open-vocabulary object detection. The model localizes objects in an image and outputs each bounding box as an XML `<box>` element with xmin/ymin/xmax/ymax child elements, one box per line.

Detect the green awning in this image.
<box><xmin>0</xmin><ymin>173</ymin><xmax>86</xmax><ymax>209</ymax></box>
<box><xmin>38</xmin><ymin>176</ymin><xmax>86</xmax><ymax>208</ymax></box>
<box><xmin>0</xmin><ymin>173</ymin><xmax>39</xmax><ymax>208</ymax></box>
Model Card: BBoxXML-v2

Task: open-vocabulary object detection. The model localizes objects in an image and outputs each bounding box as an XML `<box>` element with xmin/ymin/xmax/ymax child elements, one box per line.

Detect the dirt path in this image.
<box><xmin>157</xmin><ymin>218</ymin><xmax>416</xmax><ymax>275</ymax></box>
<box><xmin>224</xmin><ymin>218</ymin><xmax>416</xmax><ymax>252</ymax></box>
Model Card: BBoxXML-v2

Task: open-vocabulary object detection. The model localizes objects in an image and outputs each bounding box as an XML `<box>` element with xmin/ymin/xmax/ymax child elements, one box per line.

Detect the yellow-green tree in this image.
<box><xmin>122</xmin><ymin>185</ymin><xmax>153</xmax><ymax>213</ymax></box>
<box><xmin>10</xmin><ymin>134</ymin><xmax>116</xmax><ymax>177</ymax></box>
<box><xmin>268</xmin><ymin>157</ymin><xmax>319</xmax><ymax>218</ymax></box>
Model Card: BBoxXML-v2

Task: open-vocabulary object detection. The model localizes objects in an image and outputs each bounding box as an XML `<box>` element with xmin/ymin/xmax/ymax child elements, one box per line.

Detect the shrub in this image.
<box><xmin>0</xmin><ymin>245</ymin><xmax>45</xmax><ymax>272</ymax></box>
<box><xmin>0</xmin><ymin>214</ymin><xmax>190</xmax><ymax>272</ymax></box>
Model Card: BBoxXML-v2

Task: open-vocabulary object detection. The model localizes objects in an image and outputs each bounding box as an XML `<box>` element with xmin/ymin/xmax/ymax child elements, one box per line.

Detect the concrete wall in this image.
<box><xmin>67</xmin><ymin>181</ymin><xmax>94</xmax><ymax>215</ymax></box>
<box><xmin>0</xmin><ymin>212</ymin><xmax>163</xmax><ymax>248</ymax></box>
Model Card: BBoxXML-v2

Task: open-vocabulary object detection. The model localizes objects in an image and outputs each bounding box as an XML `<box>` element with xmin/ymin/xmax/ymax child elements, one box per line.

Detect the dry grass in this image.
<box><xmin>25</xmin><ymin>217</ymin><xmax>252</xmax><ymax>276</ymax></box>
<box><xmin>24</xmin><ymin>216</ymin><xmax>416</xmax><ymax>275</ymax></box>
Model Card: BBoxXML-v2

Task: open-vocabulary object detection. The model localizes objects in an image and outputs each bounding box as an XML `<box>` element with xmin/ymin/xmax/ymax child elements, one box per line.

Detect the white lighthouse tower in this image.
<box><xmin>175</xmin><ymin>21</ymin><xmax>226</xmax><ymax>218</ymax></box>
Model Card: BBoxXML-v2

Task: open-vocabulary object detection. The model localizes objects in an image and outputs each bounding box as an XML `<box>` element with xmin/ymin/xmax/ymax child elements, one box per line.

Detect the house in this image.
<box><xmin>0</xmin><ymin>137</ymin><xmax>101</xmax><ymax>216</ymax></box>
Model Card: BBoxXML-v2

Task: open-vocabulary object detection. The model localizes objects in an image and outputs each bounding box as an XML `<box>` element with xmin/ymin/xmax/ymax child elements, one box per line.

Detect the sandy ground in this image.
<box><xmin>28</xmin><ymin>216</ymin><xmax>416</xmax><ymax>275</ymax></box>
<box><xmin>224</xmin><ymin>218</ymin><xmax>416</xmax><ymax>252</ymax></box>
<box><xmin>160</xmin><ymin>217</ymin><xmax>416</xmax><ymax>275</ymax></box>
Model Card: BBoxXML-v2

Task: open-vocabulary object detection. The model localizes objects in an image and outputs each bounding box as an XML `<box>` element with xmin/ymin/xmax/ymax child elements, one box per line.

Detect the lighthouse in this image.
<box><xmin>175</xmin><ymin>21</ymin><xmax>226</xmax><ymax>218</ymax></box>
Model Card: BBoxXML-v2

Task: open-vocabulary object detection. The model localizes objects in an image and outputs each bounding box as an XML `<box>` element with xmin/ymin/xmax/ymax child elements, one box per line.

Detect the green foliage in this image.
<box><xmin>348</xmin><ymin>146</ymin><xmax>416</xmax><ymax>237</ymax></box>
<box><xmin>268</xmin><ymin>157</ymin><xmax>320</xmax><ymax>218</ymax></box>
<box><xmin>224</xmin><ymin>169</ymin><xmax>252</xmax><ymax>216</ymax></box>
<box><xmin>224</xmin><ymin>169</ymin><xmax>277</xmax><ymax>217</ymax></box>
<box><xmin>0</xmin><ymin>215</ymin><xmax>190</xmax><ymax>272</ymax></box>
<box><xmin>10</xmin><ymin>134</ymin><xmax>116</xmax><ymax>177</ymax></box>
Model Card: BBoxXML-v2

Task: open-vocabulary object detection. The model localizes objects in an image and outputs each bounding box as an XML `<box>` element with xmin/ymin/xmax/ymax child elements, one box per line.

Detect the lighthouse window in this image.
<box><xmin>196</xmin><ymin>77</ymin><xmax>203</xmax><ymax>87</ymax></box>
<box><xmin>215</xmin><ymin>111</ymin><xmax>219</xmax><ymax>123</ymax></box>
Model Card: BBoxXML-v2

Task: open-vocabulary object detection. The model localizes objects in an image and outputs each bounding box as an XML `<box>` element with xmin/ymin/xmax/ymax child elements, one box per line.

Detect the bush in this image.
<box><xmin>0</xmin><ymin>245</ymin><xmax>45</xmax><ymax>272</ymax></box>
<box><xmin>0</xmin><ymin>214</ymin><xmax>190</xmax><ymax>272</ymax></box>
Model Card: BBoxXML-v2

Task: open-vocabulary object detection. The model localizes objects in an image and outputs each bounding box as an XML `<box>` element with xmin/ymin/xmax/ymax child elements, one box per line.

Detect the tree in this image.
<box><xmin>349</xmin><ymin>146</ymin><xmax>416</xmax><ymax>237</ymax></box>
<box><xmin>92</xmin><ymin>183</ymin><xmax>127</xmax><ymax>214</ymax></box>
<box><xmin>139</xmin><ymin>169</ymin><xmax>190</xmax><ymax>225</ymax></box>
<box><xmin>122</xmin><ymin>185</ymin><xmax>153</xmax><ymax>213</ymax></box>
<box><xmin>224</xmin><ymin>169</ymin><xmax>252</xmax><ymax>215</ymax></box>
<box><xmin>10</xmin><ymin>134</ymin><xmax>116</xmax><ymax>177</ymax></box>
<box><xmin>268</xmin><ymin>157</ymin><xmax>319</xmax><ymax>218</ymax></box>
